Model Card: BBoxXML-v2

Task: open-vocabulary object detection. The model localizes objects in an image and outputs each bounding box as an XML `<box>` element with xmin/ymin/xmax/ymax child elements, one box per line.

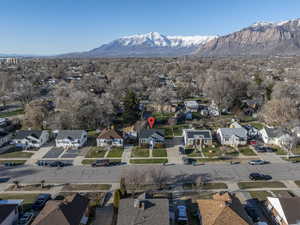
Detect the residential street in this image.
<box><xmin>1</xmin><ymin>162</ymin><xmax>300</xmax><ymax>184</ymax></box>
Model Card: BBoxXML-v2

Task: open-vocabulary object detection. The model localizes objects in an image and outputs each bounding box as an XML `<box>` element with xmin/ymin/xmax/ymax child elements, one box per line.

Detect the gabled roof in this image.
<box><xmin>268</xmin><ymin>197</ymin><xmax>300</xmax><ymax>225</ymax></box>
<box><xmin>218</xmin><ymin>128</ymin><xmax>247</xmax><ymax>139</ymax></box>
<box><xmin>184</xmin><ymin>129</ymin><xmax>212</xmax><ymax>139</ymax></box>
<box><xmin>139</xmin><ymin>129</ymin><xmax>165</xmax><ymax>139</ymax></box>
<box><xmin>31</xmin><ymin>193</ymin><xmax>89</xmax><ymax>225</ymax></box>
<box><xmin>117</xmin><ymin>198</ymin><xmax>169</xmax><ymax>225</ymax></box>
<box><xmin>14</xmin><ymin>130</ymin><xmax>43</xmax><ymax>140</ymax></box>
<box><xmin>56</xmin><ymin>130</ymin><xmax>86</xmax><ymax>140</ymax></box>
<box><xmin>0</xmin><ymin>204</ymin><xmax>18</xmax><ymax>224</ymax></box>
<box><xmin>98</xmin><ymin>128</ymin><xmax>122</xmax><ymax>139</ymax></box>
<box><xmin>197</xmin><ymin>192</ymin><xmax>252</xmax><ymax>225</ymax></box>
<box><xmin>263</xmin><ymin>127</ymin><xmax>288</xmax><ymax>138</ymax></box>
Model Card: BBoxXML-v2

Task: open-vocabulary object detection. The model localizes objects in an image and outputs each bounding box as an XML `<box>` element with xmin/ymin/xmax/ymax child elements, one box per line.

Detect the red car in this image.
<box><xmin>249</xmin><ymin>140</ymin><xmax>257</xmax><ymax>145</ymax></box>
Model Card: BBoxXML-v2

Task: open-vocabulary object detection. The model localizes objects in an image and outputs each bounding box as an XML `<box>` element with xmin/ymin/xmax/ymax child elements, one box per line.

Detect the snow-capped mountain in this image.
<box><xmin>63</xmin><ymin>32</ymin><xmax>217</xmax><ymax>58</ymax></box>
<box><xmin>197</xmin><ymin>18</ymin><xmax>300</xmax><ymax>56</ymax></box>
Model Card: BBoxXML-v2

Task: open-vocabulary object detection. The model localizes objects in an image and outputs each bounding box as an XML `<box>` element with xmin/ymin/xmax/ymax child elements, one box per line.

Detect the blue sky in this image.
<box><xmin>1</xmin><ymin>0</ymin><xmax>300</xmax><ymax>55</ymax></box>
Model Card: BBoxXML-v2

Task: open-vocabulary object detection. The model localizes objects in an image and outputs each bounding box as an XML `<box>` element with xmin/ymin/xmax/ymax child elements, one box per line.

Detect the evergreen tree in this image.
<box><xmin>122</xmin><ymin>90</ymin><xmax>140</xmax><ymax>124</ymax></box>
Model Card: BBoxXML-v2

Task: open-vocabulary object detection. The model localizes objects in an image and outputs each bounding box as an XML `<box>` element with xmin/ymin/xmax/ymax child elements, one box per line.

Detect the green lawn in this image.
<box><xmin>107</xmin><ymin>148</ymin><xmax>123</xmax><ymax>158</ymax></box>
<box><xmin>0</xmin><ymin>109</ymin><xmax>24</xmax><ymax>117</ymax></box>
<box><xmin>131</xmin><ymin>148</ymin><xmax>150</xmax><ymax>157</ymax></box>
<box><xmin>294</xmin><ymin>180</ymin><xmax>300</xmax><ymax>187</ymax></box>
<box><xmin>158</xmin><ymin>124</ymin><xmax>189</xmax><ymax>137</ymax></box>
<box><xmin>292</xmin><ymin>145</ymin><xmax>300</xmax><ymax>155</ymax></box>
<box><xmin>183</xmin><ymin>182</ymin><xmax>228</xmax><ymax>190</ymax></box>
<box><xmin>82</xmin><ymin>159</ymin><xmax>122</xmax><ymax>165</ymax></box>
<box><xmin>248</xmin><ymin>191</ymin><xmax>272</xmax><ymax>201</ymax></box>
<box><xmin>0</xmin><ymin>160</ymin><xmax>26</xmax><ymax>165</ymax></box>
<box><xmin>0</xmin><ymin>150</ymin><xmax>33</xmax><ymax>158</ymax></box>
<box><xmin>271</xmin><ymin>190</ymin><xmax>294</xmax><ymax>198</ymax></box>
<box><xmin>85</xmin><ymin>147</ymin><xmax>106</xmax><ymax>158</ymax></box>
<box><xmin>0</xmin><ymin>194</ymin><xmax>38</xmax><ymax>211</ymax></box>
<box><xmin>238</xmin><ymin>181</ymin><xmax>286</xmax><ymax>189</ymax></box>
<box><xmin>87</xmin><ymin>130</ymin><xmax>98</xmax><ymax>137</ymax></box>
<box><xmin>282</xmin><ymin>156</ymin><xmax>300</xmax><ymax>162</ymax></box>
<box><xmin>130</xmin><ymin>159</ymin><xmax>168</xmax><ymax>164</ymax></box>
<box><xmin>249</xmin><ymin>122</ymin><xmax>264</xmax><ymax>130</ymax></box>
<box><xmin>274</xmin><ymin>147</ymin><xmax>287</xmax><ymax>155</ymax></box>
<box><xmin>152</xmin><ymin>149</ymin><xmax>167</xmax><ymax>157</ymax></box>
<box><xmin>202</xmin><ymin>147</ymin><xmax>222</xmax><ymax>157</ymax></box>
<box><xmin>239</xmin><ymin>147</ymin><xmax>257</xmax><ymax>156</ymax></box>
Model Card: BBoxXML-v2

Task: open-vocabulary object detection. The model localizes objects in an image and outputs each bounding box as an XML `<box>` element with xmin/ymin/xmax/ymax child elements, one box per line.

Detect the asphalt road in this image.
<box><xmin>1</xmin><ymin>162</ymin><xmax>300</xmax><ymax>184</ymax></box>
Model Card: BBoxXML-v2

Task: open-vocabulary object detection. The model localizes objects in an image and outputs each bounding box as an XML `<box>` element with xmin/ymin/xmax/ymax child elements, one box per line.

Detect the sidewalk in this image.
<box><xmin>121</xmin><ymin>146</ymin><xmax>132</xmax><ymax>164</ymax></box>
<box><xmin>167</xmin><ymin>147</ymin><xmax>183</xmax><ymax>164</ymax></box>
<box><xmin>25</xmin><ymin>146</ymin><xmax>52</xmax><ymax>165</ymax></box>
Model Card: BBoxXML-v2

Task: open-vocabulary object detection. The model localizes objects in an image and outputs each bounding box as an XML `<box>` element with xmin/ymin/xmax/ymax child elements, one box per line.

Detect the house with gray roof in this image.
<box><xmin>0</xmin><ymin>131</ymin><xmax>12</xmax><ymax>148</ymax></box>
<box><xmin>117</xmin><ymin>195</ymin><xmax>170</xmax><ymax>225</ymax></box>
<box><xmin>138</xmin><ymin>129</ymin><xmax>165</xmax><ymax>147</ymax></box>
<box><xmin>266</xmin><ymin>196</ymin><xmax>300</xmax><ymax>225</ymax></box>
<box><xmin>182</xmin><ymin>129</ymin><xmax>212</xmax><ymax>147</ymax></box>
<box><xmin>260</xmin><ymin>127</ymin><xmax>291</xmax><ymax>147</ymax></box>
<box><xmin>55</xmin><ymin>130</ymin><xmax>87</xmax><ymax>149</ymax></box>
<box><xmin>13</xmin><ymin>130</ymin><xmax>49</xmax><ymax>149</ymax></box>
<box><xmin>217</xmin><ymin>128</ymin><xmax>247</xmax><ymax>146</ymax></box>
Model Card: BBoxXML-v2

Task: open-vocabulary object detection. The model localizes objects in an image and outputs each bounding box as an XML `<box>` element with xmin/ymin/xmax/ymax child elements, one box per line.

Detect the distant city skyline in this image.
<box><xmin>1</xmin><ymin>0</ymin><xmax>300</xmax><ymax>55</ymax></box>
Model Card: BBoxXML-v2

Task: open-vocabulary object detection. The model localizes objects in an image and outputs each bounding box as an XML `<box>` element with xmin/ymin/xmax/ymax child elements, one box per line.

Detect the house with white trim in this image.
<box><xmin>217</xmin><ymin>128</ymin><xmax>247</xmax><ymax>146</ymax></box>
<box><xmin>182</xmin><ymin>129</ymin><xmax>212</xmax><ymax>147</ymax></box>
<box><xmin>13</xmin><ymin>130</ymin><xmax>49</xmax><ymax>149</ymax></box>
<box><xmin>55</xmin><ymin>130</ymin><xmax>87</xmax><ymax>149</ymax></box>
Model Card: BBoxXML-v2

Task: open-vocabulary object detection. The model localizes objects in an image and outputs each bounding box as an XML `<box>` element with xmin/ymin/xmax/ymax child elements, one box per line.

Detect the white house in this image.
<box><xmin>217</xmin><ymin>128</ymin><xmax>248</xmax><ymax>146</ymax></box>
<box><xmin>138</xmin><ymin>129</ymin><xmax>165</xmax><ymax>147</ymax></box>
<box><xmin>0</xmin><ymin>131</ymin><xmax>12</xmax><ymax>147</ymax></box>
<box><xmin>182</xmin><ymin>129</ymin><xmax>212</xmax><ymax>147</ymax></box>
<box><xmin>266</xmin><ymin>197</ymin><xmax>300</xmax><ymax>225</ymax></box>
<box><xmin>260</xmin><ymin>127</ymin><xmax>291</xmax><ymax>147</ymax></box>
<box><xmin>55</xmin><ymin>130</ymin><xmax>87</xmax><ymax>149</ymax></box>
<box><xmin>184</xmin><ymin>101</ymin><xmax>199</xmax><ymax>112</ymax></box>
<box><xmin>13</xmin><ymin>130</ymin><xmax>49</xmax><ymax>149</ymax></box>
<box><xmin>97</xmin><ymin>128</ymin><xmax>123</xmax><ymax>147</ymax></box>
<box><xmin>0</xmin><ymin>200</ymin><xmax>21</xmax><ymax>225</ymax></box>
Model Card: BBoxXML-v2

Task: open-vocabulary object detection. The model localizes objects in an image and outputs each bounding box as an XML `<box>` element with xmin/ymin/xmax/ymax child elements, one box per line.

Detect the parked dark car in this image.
<box><xmin>32</xmin><ymin>193</ymin><xmax>51</xmax><ymax>210</ymax></box>
<box><xmin>254</xmin><ymin>146</ymin><xmax>266</xmax><ymax>153</ymax></box>
<box><xmin>4</xmin><ymin>162</ymin><xmax>18</xmax><ymax>167</ymax></box>
<box><xmin>92</xmin><ymin>159</ymin><xmax>110</xmax><ymax>167</ymax></box>
<box><xmin>49</xmin><ymin>161</ymin><xmax>65</xmax><ymax>167</ymax></box>
<box><xmin>36</xmin><ymin>161</ymin><xmax>49</xmax><ymax>167</ymax></box>
<box><xmin>265</xmin><ymin>147</ymin><xmax>275</xmax><ymax>153</ymax></box>
<box><xmin>18</xmin><ymin>212</ymin><xmax>34</xmax><ymax>225</ymax></box>
<box><xmin>182</xmin><ymin>157</ymin><xmax>196</xmax><ymax>165</ymax></box>
<box><xmin>249</xmin><ymin>173</ymin><xmax>272</xmax><ymax>181</ymax></box>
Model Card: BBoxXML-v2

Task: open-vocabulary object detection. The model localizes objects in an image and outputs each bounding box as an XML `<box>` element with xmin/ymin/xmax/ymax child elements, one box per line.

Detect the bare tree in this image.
<box><xmin>259</xmin><ymin>98</ymin><xmax>299</xmax><ymax>126</ymax></box>
<box><xmin>122</xmin><ymin>167</ymin><xmax>146</xmax><ymax>194</ymax></box>
<box><xmin>148</xmin><ymin>166</ymin><xmax>170</xmax><ymax>190</ymax></box>
<box><xmin>281</xmin><ymin>135</ymin><xmax>297</xmax><ymax>159</ymax></box>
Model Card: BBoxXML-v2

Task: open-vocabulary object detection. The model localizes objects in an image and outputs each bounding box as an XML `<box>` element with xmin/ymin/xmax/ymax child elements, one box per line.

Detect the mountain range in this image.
<box><xmin>197</xmin><ymin>18</ymin><xmax>300</xmax><ymax>56</ymax></box>
<box><xmin>61</xmin><ymin>32</ymin><xmax>217</xmax><ymax>58</ymax></box>
<box><xmin>3</xmin><ymin>18</ymin><xmax>300</xmax><ymax>58</ymax></box>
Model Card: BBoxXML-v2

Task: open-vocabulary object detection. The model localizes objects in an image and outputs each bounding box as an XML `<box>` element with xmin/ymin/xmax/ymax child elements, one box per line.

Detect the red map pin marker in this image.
<box><xmin>147</xmin><ymin>117</ymin><xmax>156</xmax><ymax>128</ymax></box>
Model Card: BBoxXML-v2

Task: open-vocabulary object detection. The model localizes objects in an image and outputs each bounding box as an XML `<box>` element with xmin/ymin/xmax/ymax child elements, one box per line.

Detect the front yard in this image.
<box><xmin>183</xmin><ymin>182</ymin><xmax>228</xmax><ymax>190</ymax></box>
<box><xmin>238</xmin><ymin>181</ymin><xmax>286</xmax><ymax>189</ymax></box>
<box><xmin>0</xmin><ymin>148</ymin><xmax>34</xmax><ymax>158</ymax></box>
<box><xmin>130</xmin><ymin>159</ymin><xmax>168</xmax><ymax>164</ymax></box>
<box><xmin>239</xmin><ymin>147</ymin><xmax>257</xmax><ymax>156</ymax></box>
<box><xmin>106</xmin><ymin>148</ymin><xmax>123</xmax><ymax>158</ymax></box>
<box><xmin>131</xmin><ymin>147</ymin><xmax>150</xmax><ymax>157</ymax></box>
<box><xmin>85</xmin><ymin>147</ymin><xmax>106</xmax><ymax>158</ymax></box>
<box><xmin>62</xmin><ymin>184</ymin><xmax>111</xmax><ymax>191</ymax></box>
<box><xmin>152</xmin><ymin>149</ymin><xmax>167</xmax><ymax>157</ymax></box>
<box><xmin>248</xmin><ymin>191</ymin><xmax>272</xmax><ymax>201</ymax></box>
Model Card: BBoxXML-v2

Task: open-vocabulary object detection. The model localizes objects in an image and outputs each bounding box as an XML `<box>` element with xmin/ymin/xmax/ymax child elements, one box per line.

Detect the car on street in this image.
<box><xmin>182</xmin><ymin>157</ymin><xmax>196</xmax><ymax>165</ymax></box>
<box><xmin>18</xmin><ymin>212</ymin><xmax>35</xmax><ymax>225</ymax></box>
<box><xmin>248</xmin><ymin>160</ymin><xmax>269</xmax><ymax>165</ymax></box>
<box><xmin>265</xmin><ymin>147</ymin><xmax>275</xmax><ymax>153</ymax></box>
<box><xmin>49</xmin><ymin>161</ymin><xmax>65</xmax><ymax>167</ymax></box>
<box><xmin>249</xmin><ymin>173</ymin><xmax>272</xmax><ymax>181</ymax></box>
<box><xmin>92</xmin><ymin>159</ymin><xmax>110</xmax><ymax>167</ymax></box>
<box><xmin>32</xmin><ymin>193</ymin><xmax>51</xmax><ymax>210</ymax></box>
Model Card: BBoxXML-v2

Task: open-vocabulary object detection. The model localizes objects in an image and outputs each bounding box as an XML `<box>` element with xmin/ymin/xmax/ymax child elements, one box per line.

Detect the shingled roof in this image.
<box><xmin>0</xmin><ymin>204</ymin><xmax>18</xmax><ymax>224</ymax></box>
<box><xmin>98</xmin><ymin>128</ymin><xmax>122</xmax><ymax>139</ymax></box>
<box><xmin>117</xmin><ymin>197</ymin><xmax>169</xmax><ymax>225</ymax></box>
<box><xmin>197</xmin><ymin>192</ymin><xmax>253</xmax><ymax>225</ymax></box>
<box><xmin>31</xmin><ymin>193</ymin><xmax>89</xmax><ymax>225</ymax></box>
